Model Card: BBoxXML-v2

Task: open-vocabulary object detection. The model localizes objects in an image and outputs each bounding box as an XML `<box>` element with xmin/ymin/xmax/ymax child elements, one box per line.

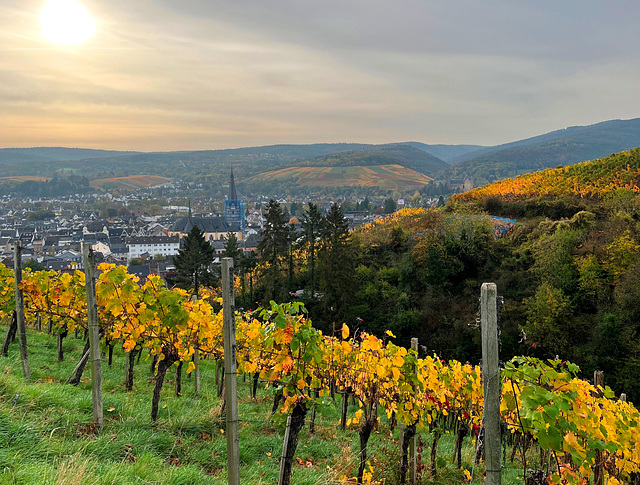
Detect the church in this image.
<box><xmin>168</xmin><ymin>169</ymin><xmax>245</xmax><ymax>243</ymax></box>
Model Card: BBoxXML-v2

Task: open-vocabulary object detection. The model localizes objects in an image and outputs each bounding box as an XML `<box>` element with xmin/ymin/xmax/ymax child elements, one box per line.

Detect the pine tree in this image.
<box><xmin>301</xmin><ymin>203</ymin><xmax>323</xmax><ymax>294</ymax></box>
<box><xmin>319</xmin><ymin>203</ymin><xmax>353</xmax><ymax>322</ymax></box>
<box><xmin>257</xmin><ymin>199</ymin><xmax>289</xmax><ymax>303</ymax></box>
<box><xmin>171</xmin><ymin>225</ymin><xmax>216</xmax><ymax>298</ymax></box>
<box><xmin>222</xmin><ymin>232</ymin><xmax>243</xmax><ymax>265</ymax></box>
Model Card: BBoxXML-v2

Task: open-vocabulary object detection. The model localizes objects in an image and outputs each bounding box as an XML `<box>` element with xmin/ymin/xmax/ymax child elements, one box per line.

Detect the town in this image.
<box><xmin>0</xmin><ymin>170</ymin><xmax>450</xmax><ymax>281</ymax></box>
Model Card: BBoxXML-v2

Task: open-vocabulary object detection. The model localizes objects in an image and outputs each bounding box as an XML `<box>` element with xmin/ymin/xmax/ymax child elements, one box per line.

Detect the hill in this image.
<box><xmin>401</xmin><ymin>142</ymin><xmax>484</xmax><ymax>163</ymax></box>
<box><xmin>0</xmin><ymin>147</ymin><xmax>139</xmax><ymax>164</ymax></box>
<box><xmin>89</xmin><ymin>175</ymin><xmax>171</xmax><ymax>191</ymax></box>
<box><xmin>448</xmin><ymin>118</ymin><xmax>640</xmax><ymax>185</ymax></box>
<box><xmin>451</xmin><ymin>148</ymin><xmax>640</xmax><ymax>203</ymax></box>
<box><xmin>302</xmin><ymin>144</ymin><xmax>448</xmax><ymax>175</ymax></box>
<box><xmin>244</xmin><ymin>164</ymin><xmax>433</xmax><ymax>190</ymax></box>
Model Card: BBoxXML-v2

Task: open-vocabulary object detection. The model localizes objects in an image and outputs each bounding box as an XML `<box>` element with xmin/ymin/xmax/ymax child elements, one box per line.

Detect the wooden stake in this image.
<box><xmin>409</xmin><ymin>338</ymin><xmax>418</xmax><ymax>484</ymax></box>
<box><xmin>82</xmin><ymin>242</ymin><xmax>103</xmax><ymax>430</ymax></box>
<box><xmin>1</xmin><ymin>311</ymin><xmax>17</xmax><ymax>357</ymax></box>
<box><xmin>14</xmin><ymin>244</ymin><xmax>31</xmax><ymax>380</ymax></box>
<box><xmin>593</xmin><ymin>370</ymin><xmax>604</xmax><ymax>485</ymax></box>
<box><xmin>222</xmin><ymin>257</ymin><xmax>240</xmax><ymax>485</ymax></box>
<box><xmin>481</xmin><ymin>283</ymin><xmax>501</xmax><ymax>485</ymax></box>
<box><xmin>192</xmin><ymin>295</ymin><xmax>201</xmax><ymax>396</ymax></box>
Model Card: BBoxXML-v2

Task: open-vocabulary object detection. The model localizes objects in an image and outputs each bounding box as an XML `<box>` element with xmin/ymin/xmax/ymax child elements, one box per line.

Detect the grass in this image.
<box><xmin>0</xmin><ymin>325</ymin><xmax>531</xmax><ymax>484</ymax></box>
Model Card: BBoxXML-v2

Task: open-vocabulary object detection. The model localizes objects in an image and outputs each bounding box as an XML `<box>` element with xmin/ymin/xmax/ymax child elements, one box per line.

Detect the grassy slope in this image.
<box><xmin>90</xmin><ymin>175</ymin><xmax>171</xmax><ymax>191</ymax></box>
<box><xmin>246</xmin><ymin>164</ymin><xmax>433</xmax><ymax>190</ymax></box>
<box><xmin>451</xmin><ymin>148</ymin><xmax>640</xmax><ymax>203</ymax></box>
<box><xmin>0</xmin><ymin>326</ymin><xmax>525</xmax><ymax>484</ymax></box>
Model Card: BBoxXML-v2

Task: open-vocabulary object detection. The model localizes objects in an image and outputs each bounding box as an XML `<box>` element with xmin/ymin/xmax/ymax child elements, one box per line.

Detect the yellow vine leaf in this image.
<box><xmin>342</xmin><ymin>323</ymin><xmax>349</xmax><ymax>340</ymax></box>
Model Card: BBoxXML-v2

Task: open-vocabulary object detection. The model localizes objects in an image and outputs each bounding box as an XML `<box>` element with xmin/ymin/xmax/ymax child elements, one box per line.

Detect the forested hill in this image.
<box><xmin>401</xmin><ymin>142</ymin><xmax>483</xmax><ymax>163</ymax></box>
<box><xmin>300</xmin><ymin>144</ymin><xmax>448</xmax><ymax>175</ymax></box>
<box><xmin>0</xmin><ymin>143</ymin><xmax>450</xmax><ymax>188</ymax></box>
<box><xmin>448</xmin><ymin>118</ymin><xmax>640</xmax><ymax>185</ymax></box>
<box><xmin>0</xmin><ymin>147</ymin><xmax>139</xmax><ymax>164</ymax></box>
<box><xmin>451</xmin><ymin>148</ymin><xmax>640</xmax><ymax>203</ymax></box>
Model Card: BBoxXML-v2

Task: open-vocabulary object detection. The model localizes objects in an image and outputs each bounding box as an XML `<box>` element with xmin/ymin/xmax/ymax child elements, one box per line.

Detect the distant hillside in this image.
<box><xmin>245</xmin><ymin>164</ymin><xmax>433</xmax><ymax>190</ymax></box>
<box><xmin>3</xmin><ymin>119</ymin><xmax>639</xmax><ymax>196</ymax></box>
<box><xmin>451</xmin><ymin>148</ymin><xmax>640</xmax><ymax>203</ymax></box>
<box><xmin>401</xmin><ymin>142</ymin><xmax>484</xmax><ymax>163</ymax></box>
<box><xmin>303</xmin><ymin>144</ymin><xmax>448</xmax><ymax>175</ymax></box>
<box><xmin>90</xmin><ymin>175</ymin><xmax>171</xmax><ymax>191</ymax></box>
<box><xmin>0</xmin><ymin>147</ymin><xmax>139</xmax><ymax>164</ymax></box>
<box><xmin>449</xmin><ymin>118</ymin><xmax>640</xmax><ymax>185</ymax></box>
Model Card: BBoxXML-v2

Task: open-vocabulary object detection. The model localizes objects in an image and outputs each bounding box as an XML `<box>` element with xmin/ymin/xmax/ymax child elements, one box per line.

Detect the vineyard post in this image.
<box><xmin>593</xmin><ymin>370</ymin><xmax>604</xmax><ymax>485</ymax></box>
<box><xmin>409</xmin><ymin>337</ymin><xmax>418</xmax><ymax>485</ymax></box>
<box><xmin>192</xmin><ymin>294</ymin><xmax>201</xmax><ymax>396</ymax></box>
<box><xmin>279</xmin><ymin>414</ymin><xmax>293</xmax><ymax>484</ymax></box>
<box><xmin>481</xmin><ymin>283</ymin><xmax>501</xmax><ymax>485</ymax></box>
<box><xmin>222</xmin><ymin>257</ymin><xmax>240</xmax><ymax>485</ymax></box>
<box><xmin>82</xmin><ymin>242</ymin><xmax>103</xmax><ymax>430</ymax></box>
<box><xmin>13</xmin><ymin>243</ymin><xmax>31</xmax><ymax>380</ymax></box>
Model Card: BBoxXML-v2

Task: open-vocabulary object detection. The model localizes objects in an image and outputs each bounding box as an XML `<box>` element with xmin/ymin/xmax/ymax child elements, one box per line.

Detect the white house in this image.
<box><xmin>126</xmin><ymin>236</ymin><xmax>180</xmax><ymax>261</ymax></box>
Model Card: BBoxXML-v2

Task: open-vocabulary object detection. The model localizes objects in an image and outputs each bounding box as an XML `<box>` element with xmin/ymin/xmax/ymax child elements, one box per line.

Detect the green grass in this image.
<box><xmin>0</xmin><ymin>326</ymin><xmax>531</xmax><ymax>484</ymax></box>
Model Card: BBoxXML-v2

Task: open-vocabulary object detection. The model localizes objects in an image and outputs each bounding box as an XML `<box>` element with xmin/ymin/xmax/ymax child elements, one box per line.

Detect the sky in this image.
<box><xmin>1</xmin><ymin>0</ymin><xmax>639</xmax><ymax>151</ymax></box>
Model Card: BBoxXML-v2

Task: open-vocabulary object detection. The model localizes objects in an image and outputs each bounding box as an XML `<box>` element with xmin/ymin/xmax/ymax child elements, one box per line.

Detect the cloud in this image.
<box><xmin>1</xmin><ymin>0</ymin><xmax>639</xmax><ymax>149</ymax></box>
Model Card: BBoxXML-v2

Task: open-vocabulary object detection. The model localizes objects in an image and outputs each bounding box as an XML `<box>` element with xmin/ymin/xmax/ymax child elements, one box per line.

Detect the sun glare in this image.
<box><xmin>40</xmin><ymin>0</ymin><xmax>96</xmax><ymax>45</ymax></box>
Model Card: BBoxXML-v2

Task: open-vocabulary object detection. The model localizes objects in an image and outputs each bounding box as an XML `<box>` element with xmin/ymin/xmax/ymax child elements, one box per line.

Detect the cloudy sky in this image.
<box><xmin>2</xmin><ymin>0</ymin><xmax>639</xmax><ymax>151</ymax></box>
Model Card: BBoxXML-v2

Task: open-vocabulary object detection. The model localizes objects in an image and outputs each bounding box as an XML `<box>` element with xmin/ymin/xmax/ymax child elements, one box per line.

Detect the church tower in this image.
<box><xmin>224</xmin><ymin>168</ymin><xmax>245</xmax><ymax>230</ymax></box>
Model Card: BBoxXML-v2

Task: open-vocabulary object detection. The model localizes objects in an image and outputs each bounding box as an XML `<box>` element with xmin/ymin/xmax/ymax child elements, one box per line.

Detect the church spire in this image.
<box><xmin>229</xmin><ymin>168</ymin><xmax>237</xmax><ymax>201</ymax></box>
<box><xmin>188</xmin><ymin>198</ymin><xmax>192</xmax><ymax>218</ymax></box>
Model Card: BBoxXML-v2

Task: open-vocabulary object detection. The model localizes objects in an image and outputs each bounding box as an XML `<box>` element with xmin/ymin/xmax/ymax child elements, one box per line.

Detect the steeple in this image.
<box><xmin>188</xmin><ymin>198</ymin><xmax>192</xmax><ymax>218</ymax></box>
<box><xmin>229</xmin><ymin>168</ymin><xmax>237</xmax><ymax>201</ymax></box>
<box><xmin>224</xmin><ymin>168</ymin><xmax>245</xmax><ymax>230</ymax></box>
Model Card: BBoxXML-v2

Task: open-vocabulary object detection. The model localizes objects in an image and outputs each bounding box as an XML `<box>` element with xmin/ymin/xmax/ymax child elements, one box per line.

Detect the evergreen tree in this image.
<box><xmin>384</xmin><ymin>198</ymin><xmax>397</xmax><ymax>214</ymax></box>
<box><xmin>239</xmin><ymin>251</ymin><xmax>258</xmax><ymax>308</ymax></box>
<box><xmin>301</xmin><ymin>203</ymin><xmax>323</xmax><ymax>295</ymax></box>
<box><xmin>170</xmin><ymin>225</ymin><xmax>216</xmax><ymax>298</ymax></box>
<box><xmin>222</xmin><ymin>232</ymin><xmax>243</xmax><ymax>265</ymax></box>
<box><xmin>257</xmin><ymin>199</ymin><xmax>289</xmax><ymax>303</ymax></box>
<box><xmin>318</xmin><ymin>203</ymin><xmax>353</xmax><ymax>325</ymax></box>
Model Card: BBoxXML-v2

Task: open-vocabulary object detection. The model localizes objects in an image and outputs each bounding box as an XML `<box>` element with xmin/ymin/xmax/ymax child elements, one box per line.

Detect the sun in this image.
<box><xmin>40</xmin><ymin>0</ymin><xmax>96</xmax><ymax>45</ymax></box>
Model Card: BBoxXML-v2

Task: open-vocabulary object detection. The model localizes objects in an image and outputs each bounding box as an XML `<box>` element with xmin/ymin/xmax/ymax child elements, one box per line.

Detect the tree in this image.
<box><xmin>290</xmin><ymin>202</ymin><xmax>301</xmax><ymax>216</ymax></box>
<box><xmin>171</xmin><ymin>225</ymin><xmax>216</xmax><ymax>298</ymax></box>
<box><xmin>257</xmin><ymin>199</ymin><xmax>289</xmax><ymax>303</ymax></box>
<box><xmin>222</xmin><ymin>232</ymin><xmax>243</xmax><ymax>265</ymax></box>
<box><xmin>524</xmin><ymin>282</ymin><xmax>572</xmax><ymax>356</ymax></box>
<box><xmin>24</xmin><ymin>258</ymin><xmax>45</xmax><ymax>272</ymax></box>
<box><xmin>239</xmin><ymin>251</ymin><xmax>259</xmax><ymax>308</ymax></box>
<box><xmin>301</xmin><ymin>203</ymin><xmax>323</xmax><ymax>294</ymax></box>
<box><xmin>318</xmin><ymin>203</ymin><xmax>354</xmax><ymax>325</ymax></box>
<box><xmin>384</xmin><ymin>198</ymin><xmax>396</xmax><ymax>214</ymax></box>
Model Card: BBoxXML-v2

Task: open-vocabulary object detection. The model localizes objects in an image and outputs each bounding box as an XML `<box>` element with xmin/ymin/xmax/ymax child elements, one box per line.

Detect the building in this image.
<box><xmin>168</xmin><ymin>216</ymin><xmax>242</xmax><ymax>242</ymax></box>
<box><xmin>224</xmin><ymin>168</ymin><xmax>245</xmax><ymax>231</ymax></box>
<box><xmin>126</xmin><ymin>235</ymin><xmax>180</xmax><ymax>261</ymax></box>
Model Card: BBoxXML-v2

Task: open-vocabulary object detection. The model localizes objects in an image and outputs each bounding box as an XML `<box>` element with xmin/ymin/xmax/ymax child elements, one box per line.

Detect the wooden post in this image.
<box><xmin>279</xmin><ymin>414</ymin><xmax>293</xmax><ymax>483</ymax></box>
<box><xmin>1</xmin><ymin>312</ymin><xmax>17</xmax><ymax>357</ymax></box>
<box><xmin>13</xmin><ymin>244</ymin><xmax>31</xmax><ymax>380</ymax></box>
<box><xmin>82</xmin><ymin>242</ymin><xmax>103</xmax><ymax>430</ymax></box>
<box><xmin>481</xmin><ymin>283</ymin><xmax>501</xmax><ymax>485</ymax></box>
<box><xmin>222</xmin><ymin>257</ymin><xmax>240</xmax><ymax>485</ymax></box>
<box><xmin>192</xmin><ymin>295</ymin><xmax>201</xmax><ymax>396</ymax></box>
<box><xmin>593</xmin><ymin>370</ymin><xmax>604</xmax><ymax>485</ymax></box>
<box><xmin>593</xmin><ymin>371</ymin><xmax>604</xmax><ymax>396</ymax></box>
<box><xmin>409</xmin><ymin>338</ymin><xmax>418</xmax><ymax>484</ymax></box>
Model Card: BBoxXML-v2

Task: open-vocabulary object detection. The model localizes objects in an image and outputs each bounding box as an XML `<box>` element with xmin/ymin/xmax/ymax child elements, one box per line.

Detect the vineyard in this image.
<box><xmin>1</xmin><ymin>260</ymin><xmax>640</xmax><ymax>484</ymax></box>
<box><xmin>450</xmin><ymin>148</ymin><xmax>640</xmax><ymax>202</ymax></box>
